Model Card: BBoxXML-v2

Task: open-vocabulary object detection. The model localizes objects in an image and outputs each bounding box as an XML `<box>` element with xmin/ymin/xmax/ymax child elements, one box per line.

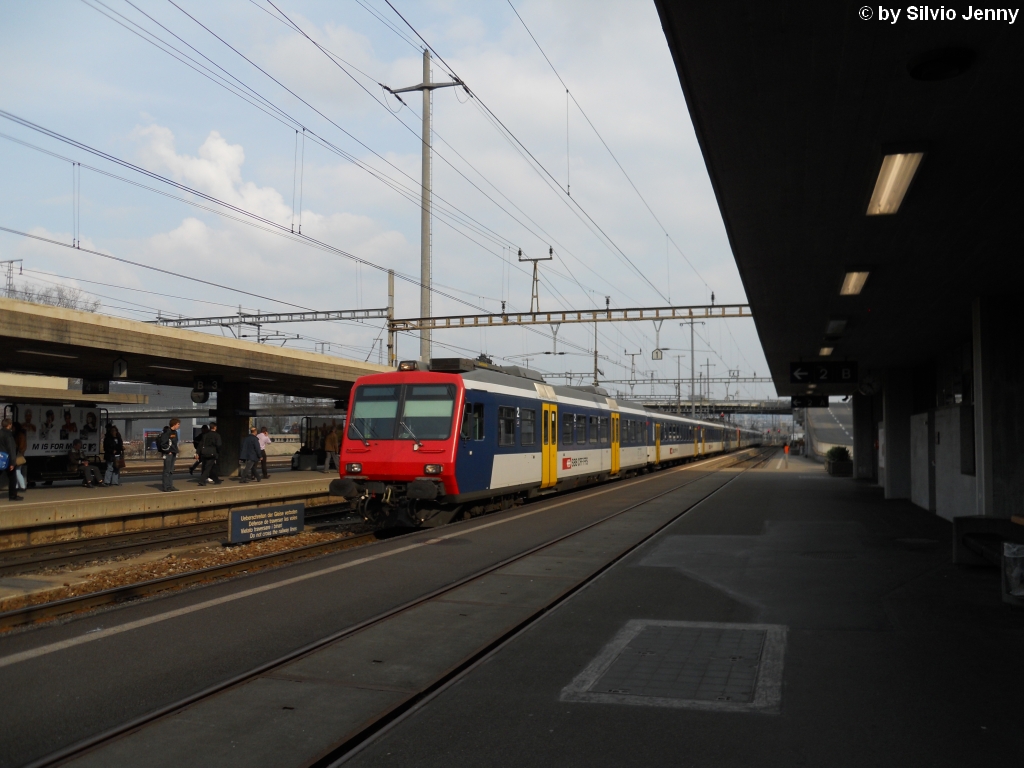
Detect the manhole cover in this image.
<box><xmin>801</xmin><ymin>551</ymin><xmax>857</xmax><ymax>560</ymax></box>
<box><xmin>561</xmin><ymin>620</ymin><xmax>786</xmax><ymax>713</ymax></box>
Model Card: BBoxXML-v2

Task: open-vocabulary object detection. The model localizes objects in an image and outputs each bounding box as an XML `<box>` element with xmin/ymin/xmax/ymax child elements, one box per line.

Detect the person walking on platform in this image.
<box><xmin>158</xmin><ymin>418</ymin><xmax>180</xmax><ymax>492</ymax></box>
<box><xmin>323</xmin><ymin>426</ymin><xmax>341</xmax><ymax>474</ymax></box>
<box><xmin>257</xmin><ymin>426</ymin><xmax>272</xmax><ymax>479</ymax></box>
<box><xmin>239</xmin><ymin>427</ymin><xmax>262</xmax><ymax>483</ymax></box>
<box><xmin>198</xmin><ymin>423</ymin><xmax>222</xmax><ymax>485</ymax></box>
<box><xmin>783</xmin><ymin>442</ymin><xmax>790</xmax><ymax>468</ymax></box>
<box><xmin>189</xmin><ymin>424</ymin><xmax>208</xmax><ymax>475</ymax></box>
<box><xmin>0</xmin><ymin>418</ymin><xmax>23</xmax><ymax>501</ymax></box>
<box><xmin>69</xmin><ymin>439</ymin><xmax>104</xmax><ymax>488</ymax></box>
<box><xmin>103</xmin><ymin>424</ymin><xmax>125</xmax><ymax>486</ymax></box>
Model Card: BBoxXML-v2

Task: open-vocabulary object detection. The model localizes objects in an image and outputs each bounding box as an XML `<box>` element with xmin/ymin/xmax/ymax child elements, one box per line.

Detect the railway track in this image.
<box><xmin>22</xmin><ymin>446</ymin><xmax>775</xmax><ymax>768</ymax></box>
<box><xmin>0</xmin><ymin>505</ymin><xmax>360</xmax><ymax>577</ymax></box>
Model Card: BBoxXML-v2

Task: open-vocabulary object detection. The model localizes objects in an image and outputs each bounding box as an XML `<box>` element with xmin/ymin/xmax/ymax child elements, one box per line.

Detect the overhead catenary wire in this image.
<box><xmin>504</xmin><ymin>0</ymin><xmax>714</xmax><ymax>296</ymax></box>
<box><xmin>380</xmin><ymin>0</ymin><xmax>669</xmax><ymax>304</ymax></box>
<box><xmin>258</xmin><ymin>0</ymin><xmax>651</xmax><ymax>359</ymax></box>
<box><xmin>145</xmin><ymin>1</ymin><xmax>643</xmax><ymax>363</ymax></box>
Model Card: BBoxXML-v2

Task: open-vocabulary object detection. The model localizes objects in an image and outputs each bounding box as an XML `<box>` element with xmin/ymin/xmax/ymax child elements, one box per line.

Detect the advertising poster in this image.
<box><xmin>19</xmin><ymin>404</ymin><xmax>102</xmax><ymax>457</ymax></box>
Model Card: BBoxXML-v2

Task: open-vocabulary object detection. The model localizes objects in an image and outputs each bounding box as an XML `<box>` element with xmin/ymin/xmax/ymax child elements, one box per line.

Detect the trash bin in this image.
<box><xmin>1001</xmin><ymin>542</ymin><xmax>1024</xmax><ymax>606</ymax></box>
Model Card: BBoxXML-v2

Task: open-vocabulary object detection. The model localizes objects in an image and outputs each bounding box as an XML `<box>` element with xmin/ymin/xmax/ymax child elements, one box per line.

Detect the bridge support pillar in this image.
<box><xmin>216</xmin><ymin>383</ymin><xmax>250</xmax><ymax>478</ymax></box>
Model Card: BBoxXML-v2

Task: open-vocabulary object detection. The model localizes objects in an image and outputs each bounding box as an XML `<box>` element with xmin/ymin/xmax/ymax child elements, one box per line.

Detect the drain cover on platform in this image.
<box><xmin>561</xmin><ymin>620</ymin><xmax>786</xmax><ymax>713</ymax></box>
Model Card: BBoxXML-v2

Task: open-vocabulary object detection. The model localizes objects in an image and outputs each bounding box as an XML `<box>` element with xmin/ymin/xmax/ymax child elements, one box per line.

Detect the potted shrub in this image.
<box><xmin>825</xmin><ymin>446</ymin><xmax>853</xmax><ymax>477</ymax></box>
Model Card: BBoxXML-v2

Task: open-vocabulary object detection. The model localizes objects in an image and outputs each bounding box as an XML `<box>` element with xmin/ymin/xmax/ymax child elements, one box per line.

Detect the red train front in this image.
<box><xmin>330</xmin><ymin>365</ymin><xmax>465</xmax><ymax>526</ymax></box>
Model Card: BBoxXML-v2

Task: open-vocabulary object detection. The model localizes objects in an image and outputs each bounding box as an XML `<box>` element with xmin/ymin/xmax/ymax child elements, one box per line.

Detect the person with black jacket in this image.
<box><xmin>158</xmin><ymin>419</ymin><xmax>180</xmax><ymax>492</ymax></box>
<box><xmin>189</xmin><ymin>424</ymin><xmax>209</xmax><ymax>475</ymax></box>
<box><xmin>1</xmin><ymin>418</ymin><xmax>23</xmax><ymax>501</ymax></box>
<box><xmin>198</xmin><ymin>423</ymin><xmax>222</xmax><ymax>485</ymax></box>
<box><xmin>239</xmin><ymin>427</ymin><xmax>262</xmax><ymax>483</ymax></box>
<box><xmin>103</xmin><ymin>424</ymin><xmax>125</xmax><ymax>486</ymax></box>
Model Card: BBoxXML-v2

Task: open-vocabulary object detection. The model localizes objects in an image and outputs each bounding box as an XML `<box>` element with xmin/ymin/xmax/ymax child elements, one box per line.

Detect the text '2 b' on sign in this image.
<box><xmin>790</xmin><ymin>361</ymin><xmax>858</xmax><ymax>384</ymax></box>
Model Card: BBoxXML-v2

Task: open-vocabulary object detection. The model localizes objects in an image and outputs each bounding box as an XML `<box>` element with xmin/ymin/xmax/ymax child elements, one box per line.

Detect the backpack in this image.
<box><xmin>157</xmin><ymin>431</ymin><xmax>171</xmax><ymax>454</ymax></box>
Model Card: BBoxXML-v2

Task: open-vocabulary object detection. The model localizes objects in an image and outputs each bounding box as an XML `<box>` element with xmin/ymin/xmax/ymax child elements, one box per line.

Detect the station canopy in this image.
<box><xmin>0</xmin><ymin>298</ymin><xmax>389</xmax><ymax>399</ymax></box>
<box><xmin>655</xmin><ymin>1</ymin><xmax>1024</xmax><ymax>395</ymax></box>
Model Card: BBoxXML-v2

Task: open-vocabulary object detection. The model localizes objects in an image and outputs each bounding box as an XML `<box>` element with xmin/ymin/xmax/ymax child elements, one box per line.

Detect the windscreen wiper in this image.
<box><xmin>348</xmin><ymin>421</ymin><xmax>370</xmax><ymax>447</ymax></box>
<box><xmin>399</xmin><ymin>421</ymin><xmax>424</xmax><ymax>449</ymax></box>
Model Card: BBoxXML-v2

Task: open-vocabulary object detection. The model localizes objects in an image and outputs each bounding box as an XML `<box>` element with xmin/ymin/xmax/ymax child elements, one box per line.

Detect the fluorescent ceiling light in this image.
<box><xmin>840</xmin><ymin>271</ymin><xmax>870</xmax><ymax>296</ymax></box>
<box><xmin>825</xmin><ymin>320</ymin><xmax>847</xmax><ymax>335</ymax></box>
<box><xmin>149</xmin><ymin>364</ymin><xmax>193</xmax><ymax>372</ymax></box>
<box><xmin>314</xmin><ymin>384</ymin><xmax>339</xmax><ymax>389</ymax></box>
<box><xmin>18</xmin><ymin>349</ymin><xmax>77</xmax><ymax>359</ymax></box>
<box><xmin>250</xmin><ymin>376</ymin><xmax>276</xmax><ymax>382</ymax></box>
<box><xmin>867</xmin><ymin>152</ymin><xmax>924</xmax><ymax>215</ymax></box>
<box><xmin>819</xmin><ymin>347</ymin><xmax>834</xmax><ymax>356</ymax></box>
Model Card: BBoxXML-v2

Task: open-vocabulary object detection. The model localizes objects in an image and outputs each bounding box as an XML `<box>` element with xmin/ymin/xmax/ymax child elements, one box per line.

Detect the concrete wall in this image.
<box><xmin>934</xmin><ymin>405</ymin><xmax>976</xmax><ymax>522</ymax></box>
<box><xmin>910</xmin><ymin>413</ymin><xmax>930</xmax><ymax>510</ymax></box>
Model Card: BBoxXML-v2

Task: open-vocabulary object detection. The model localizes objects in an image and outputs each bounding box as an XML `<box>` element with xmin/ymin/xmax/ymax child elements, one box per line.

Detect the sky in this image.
<box><xmin>0</xmin><ymin>0</ymin><xmax>775</xmax><ymax>402</ymax></box>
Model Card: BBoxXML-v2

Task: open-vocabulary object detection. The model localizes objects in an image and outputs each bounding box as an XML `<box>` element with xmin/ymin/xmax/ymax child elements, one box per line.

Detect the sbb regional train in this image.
<box><xmin>330</xmin><ymin>358</ymin><xmax>762</xmax><ymax>527</ymax></box>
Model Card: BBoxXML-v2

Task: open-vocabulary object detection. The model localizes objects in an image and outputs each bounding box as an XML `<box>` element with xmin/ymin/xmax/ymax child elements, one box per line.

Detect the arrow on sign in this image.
<box><xmin>792</xmin><ymin>367</ymin><xmax>809</xmax><ymax>381</ymax></box>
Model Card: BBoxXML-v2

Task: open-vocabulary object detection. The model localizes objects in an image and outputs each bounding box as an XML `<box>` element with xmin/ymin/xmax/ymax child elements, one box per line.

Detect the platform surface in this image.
<box><xmin>345</xmin><ymin>455</ymin><xmax>1023</xmax><ymax>767</ymax></box>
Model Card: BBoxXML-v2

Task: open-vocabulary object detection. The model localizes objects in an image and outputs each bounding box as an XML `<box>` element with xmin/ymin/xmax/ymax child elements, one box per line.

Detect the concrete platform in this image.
<box><xmin>346</xmin><ymin>455</ymin><xmax>1024</xmax><ymax>767</ymax></box>
<box><xmin>0</xmin><ymin>472</ymin><xmax>339</xmax><ymax>549</ymax></box>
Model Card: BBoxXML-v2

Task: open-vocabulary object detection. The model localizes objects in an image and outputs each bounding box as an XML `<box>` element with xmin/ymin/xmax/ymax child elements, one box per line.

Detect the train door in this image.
<box><xmin>701</xmin><ymin>427</ymin><xmax>707</xmax><ymax>456</ymax></box>
<box><xmin>541</xmin><ymin>403</ymin><xmax>558</xmax><ymax>489</ymax></box>
<box><xmin>654</xmin><ymin>422</ymin><xmax>661</xmax><ymax>464</ymax></box>
<box><xmin>611</xmin><ymin>413</ymin><xmax>620</xmax><ymax>474</ymax></box>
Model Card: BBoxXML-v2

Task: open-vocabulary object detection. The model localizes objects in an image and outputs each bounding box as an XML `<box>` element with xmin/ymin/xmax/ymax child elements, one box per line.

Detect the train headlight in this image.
<box><xmin>424</xmin><ymin>464</ymin><xmax>443</xmax><ymax>475</ymax></box>
<box><xmin>346</xmin><ymin>463</ymin><xmax>363</xmax><ymax>474</ymax></box>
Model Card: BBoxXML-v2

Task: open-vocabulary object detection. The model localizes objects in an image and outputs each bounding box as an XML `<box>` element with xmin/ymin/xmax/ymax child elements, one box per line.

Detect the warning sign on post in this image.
<box><xmin>228</xmin><ymin>503</ymin><xmax>304</xmax><ymax>544</ymax></box>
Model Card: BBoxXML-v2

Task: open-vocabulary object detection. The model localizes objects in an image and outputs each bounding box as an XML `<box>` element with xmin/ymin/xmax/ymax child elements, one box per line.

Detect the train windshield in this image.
<box><xmin>349</xmin><ymin>384</ymin><xmax>456</xmax><ymax>441</ymax></box>
<box><xmin>398</xmin><ymin>385</ymin><xmax>456</xmax><ymax>440</ymax></box>
<box><xmin>349</xmin><ymin>386</ymin><xmax>399</xmax><ymax>441</ymax></box>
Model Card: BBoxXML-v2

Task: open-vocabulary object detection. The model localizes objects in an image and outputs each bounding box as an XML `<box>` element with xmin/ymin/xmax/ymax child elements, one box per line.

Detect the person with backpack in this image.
<box><xmin>198</xmin><ymin>423</ymin><xmax>223</xmax><ymax>485</ymax></box>
<box><xmin>158</xmin><ymin>418</ymin><xmax>180</xmax><ymax>492</ymax></box>
<box><xmin>0</xmin><ymin>418</ymin><xmax>23</xmax><ymax>501</ymax></box>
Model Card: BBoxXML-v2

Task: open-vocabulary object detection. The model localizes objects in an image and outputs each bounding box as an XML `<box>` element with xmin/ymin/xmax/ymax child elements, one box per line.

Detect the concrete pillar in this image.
<box><xmin>883</xmin><ymin>368</ymin><xmax>913</xmax><ymax>500</ymax></box>
<box><xmin>216</xmin><ymin>383</ymin><xmax>250</xmax><ymax>478</ymax></box>
<box><xmin>972</xmin><ymin>298</ymin><xmax>1024</xmax><ymax>518</ymax></box>
<box><xmin>852</xmin><ymin>392</ymin><xmax>875</xmax><ymax>481</ymax></box>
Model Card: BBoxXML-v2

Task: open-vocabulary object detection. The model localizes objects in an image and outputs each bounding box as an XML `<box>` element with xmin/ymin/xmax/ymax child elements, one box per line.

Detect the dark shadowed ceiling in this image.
<box><xmin>654</xmin><ymin>1</ymin><xmax>1024</xmax><ymax>395</ymax></box>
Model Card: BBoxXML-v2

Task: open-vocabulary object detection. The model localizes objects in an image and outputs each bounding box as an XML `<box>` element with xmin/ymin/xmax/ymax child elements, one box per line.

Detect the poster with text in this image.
<box><xmin>19</xmin><ymin>405</ymin><xmax>102</xmax><ymax>457</ymax></box>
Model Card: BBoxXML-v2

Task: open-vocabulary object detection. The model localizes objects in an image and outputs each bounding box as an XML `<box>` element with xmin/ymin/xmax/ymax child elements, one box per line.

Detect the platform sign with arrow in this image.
<box><xmin>790</xmin><ymin>361</ymin><xmax>858</xmax><ymax>384</ymax></box>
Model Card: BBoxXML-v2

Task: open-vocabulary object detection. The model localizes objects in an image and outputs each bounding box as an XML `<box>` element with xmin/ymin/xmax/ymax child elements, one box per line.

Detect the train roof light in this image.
<box><xmin>398</xmin><ymin>360</ymin><xmax>420</xmax><ymax>371</ymax></box>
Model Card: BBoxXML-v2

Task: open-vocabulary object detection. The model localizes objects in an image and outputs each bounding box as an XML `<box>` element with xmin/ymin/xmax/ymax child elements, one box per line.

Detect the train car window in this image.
<box><xmin>599</xmin><ymin>416</ymin><xmax>609</xmax><ymax>444</ymax></box>
<box><xmin>461</xmin><ymin>403</ymin><xmax>485</xmax><ymax>440</ymax></box>
<box><xmin>399</xmin><ymin>385</ymin><xmax>456</xmax><ymax>441</ymax></box>
<box><xmin>349</xmin><ymin>385</ymin><xmax>399</xmax><ymax>441</ymax></box>
<box><xmin>498</xmin><ymin>406</ymin><xmax>516</xmax><ymax>446</ymax></box>
<box><xmin>588</xmin><ymin>415</ymin><xmax>598</xmax><ymax>444</ymax></box>
<box><xmin>576</xmin><ymin>415</ymin><xmax>587</xmax><ymax>444</ymax></box>
<box><xmin>521</xmin><ymin>409</ymin><xmax>536</xmax><ymax>446</ymax></box>
<box><xmin>541</xmin><ymin>410</ymin><xmax>548</xmax><ymax>445</ymax></box>
<box><xmin>562</xmin><ymin>413</ymin><xmax>574</xmax><ymax>445</ymax></box>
